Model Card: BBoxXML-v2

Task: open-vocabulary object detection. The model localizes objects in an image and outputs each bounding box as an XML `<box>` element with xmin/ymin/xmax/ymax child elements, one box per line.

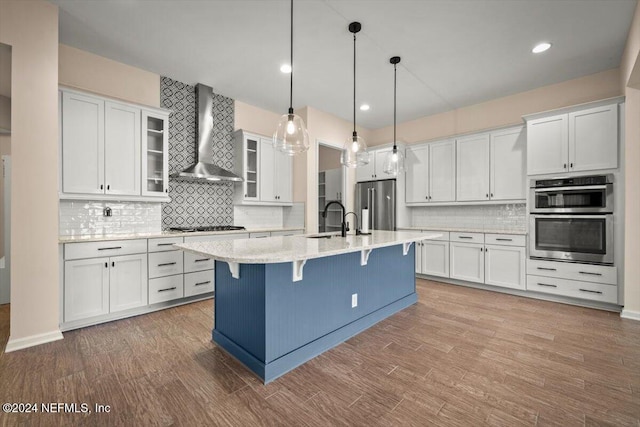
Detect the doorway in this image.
<box><xmin>0</xmin><ymin>42</ymin><xmax>11</xmax><ymax>349</ymax></box>
<box><xmin>318</xmin><ymin>143</ymin><xmax>345</xmax><ymax>233</ymax></box>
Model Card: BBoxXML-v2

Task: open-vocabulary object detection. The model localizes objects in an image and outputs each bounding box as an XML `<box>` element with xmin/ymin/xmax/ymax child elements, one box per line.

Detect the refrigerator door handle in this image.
<box><xmin>371</xmin><ymin>187</ymin><xmax>375</xmax><ymax>230</ymax></box>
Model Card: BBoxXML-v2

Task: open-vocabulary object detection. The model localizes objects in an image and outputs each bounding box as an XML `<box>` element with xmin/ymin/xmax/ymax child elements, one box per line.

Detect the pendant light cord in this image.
<box><xmin>393</xmin><ymin>63</ymin><xmax>397</xmax><ymax>149</ymax></box>
<box><xmin>353</xmin><ymin>32</ymin><xmax>357</xmax><ymax>135</ymax></box>
<box><xmin>289</xmin><ymin>0</ymin><xmax>294</xmax><ymax>112</ymax></box>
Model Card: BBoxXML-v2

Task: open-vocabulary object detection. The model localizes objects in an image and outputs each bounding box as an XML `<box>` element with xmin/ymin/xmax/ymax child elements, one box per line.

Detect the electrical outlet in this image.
<box><xmin>351</xmin><ymin>293</ymin><xmax>358</xmax><ymax>308</ymax></box>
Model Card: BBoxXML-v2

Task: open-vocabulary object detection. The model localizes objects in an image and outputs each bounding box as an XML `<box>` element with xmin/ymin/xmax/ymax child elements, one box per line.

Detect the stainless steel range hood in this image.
<box><xmin>170</xmin><ymin>83</ymin><xmax>242</xmax><ymax>182</ymax></box>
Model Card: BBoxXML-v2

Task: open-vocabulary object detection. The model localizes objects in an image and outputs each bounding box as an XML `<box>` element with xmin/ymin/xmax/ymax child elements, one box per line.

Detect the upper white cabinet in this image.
<box><xmin>61</xmin><ymin>91</ymin><xmax>105</xmax><ymax>195</ymax></box>
<box><xmin>490</xmin><ymin>127</ymin><xmax>526</xmax><ymax>200</ymax></box>
<box><xmin>527</xmin><ymin>102</ymin><xmax>618</xmax><ymax>175</ymax></box>
<box><xmin>456</xmin><ymin>127</ymin><xmax>526</xmax><ymax>202</ymax></box>
<box><xmin>356</xmin><ymin>147</ymin><xmax>394</xmax><ymax>182</ymax></box>
<box><xmin>406</xmin><ymin>140</ymin><xmax>455</xmax><ymax>203</ymax></box>
<box><xmin>233</xmin><ymin>130</ymin><xmax>292</xmax><ymax>205</ymax></box>
<box><xmin>141</xmin><ymin>111</ymin><xmax>169</xmax><ymax>197</ymax></box>
<box><xmin>456</xmin><ymin>133</ymin><xmax>490</xmax><ymax>201</ymax></box>
<box><xmin>105</xmin><ymin>101</ymin><xmax>141</xmax><ymax>196</ymax></box>
<box><xmin>59</xmin><ymin>87</ymin><xmax>170</xmax><ymax>201</ymax></box>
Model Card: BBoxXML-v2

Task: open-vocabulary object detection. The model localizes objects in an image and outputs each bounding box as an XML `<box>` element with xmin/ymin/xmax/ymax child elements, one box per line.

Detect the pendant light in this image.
<box><xmin>274</xmin><ymin>0</ymin><xmax>309</xmax><ymax>155</ymax></box>
<box><xmin>383</xmin><ymin>56</ymin><xmax>405</xmax><ymax>175</ymax></box>
<box><xmin>341</xmin><ymin>22</ymin><xmax>370</xmax><ymax>168</ymax></box>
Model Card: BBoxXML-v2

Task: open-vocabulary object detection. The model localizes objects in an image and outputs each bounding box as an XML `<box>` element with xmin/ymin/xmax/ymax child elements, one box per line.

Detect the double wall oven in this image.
<box><xmin>529</xmin><ymin>174</ymin><xmax>614</xmax><ymax>265</ymax></box>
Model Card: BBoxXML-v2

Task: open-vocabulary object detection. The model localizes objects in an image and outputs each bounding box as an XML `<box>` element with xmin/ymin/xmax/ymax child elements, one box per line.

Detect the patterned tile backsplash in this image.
<box><xmin>160</xmin><ymin>76</ymin><xmax>235</xmax><ymax>229</ymax></box>
<box><xmin>411</xmin><ymin>204</ymin><xmax>526</xmax><ymax>231</ymax></box>
<box><xmin>60</xmin><ymin>201</ymin><xmax>162</xmax><ymax>236</ymax></box>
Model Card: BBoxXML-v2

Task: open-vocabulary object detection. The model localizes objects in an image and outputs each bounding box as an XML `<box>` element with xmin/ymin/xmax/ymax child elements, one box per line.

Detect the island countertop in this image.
<box><xmin>175</xmin><ymin>230</ymin><xmax>441</xmax><ymax>264</ymax></box>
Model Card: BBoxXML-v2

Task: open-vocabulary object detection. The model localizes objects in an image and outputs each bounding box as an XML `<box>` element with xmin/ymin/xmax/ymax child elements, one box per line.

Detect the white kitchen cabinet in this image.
<box><xmin>64</xmin><ymin>257</ymin><xmax>110</xmax><ymax>322</ymax></box>
<box><xmin>490</xmin><ymin>127</ymin><xmax>526</xmax><ymax>200</ymax></box>
<box><xmin>484</xmin><ymin>245</ymin><xmax>525</xmax><ymax>290</ymax></box>
<box><xmin>450</xmin><ymin>242</ymin><xmax>484</xmax><ymax>283</ymax></box>
<box><xmin>527</xmin><ymin>103</ymin><xmax>618</xmax><ymax>175</ymax></box>
<box><xmin>420</xmin><ymin>240</ymin><xmax>450</xmax><ymax>278</ymax></box>
<box><xmin>104</xmin><ymin>101</ymin><xmax>141</xmax><ymax>196</ymax></box>
<box><xmin>324</xmin><ymin>168</ymin><xmax>343</xmax><ymax>201</ymax></box>
<box><xmin>415</xmin><ymin>240</ymin><xmax>422</xmax><ymax>273</ymax></box>
<box><xmin>356</xmin><ymin>147</ymin><xmax>394</xmax><ymax>182</ymax></box>
<box><xmin>141</xmin><ymin>110</ymin><xmax>169</xmax><ymax>197</ymax></box>
<box><xmin>234</xmin><ymin>130</ymin><xmax>292</xmax><ymax>205</ymax></box>
<box><xmin>456</xmin><ymin>133</ymin><xmax>490</xmax><ymax>201</ymax></box>
<box><xmin>60</xmin><ymin>87</ymin><xmax>170</xmax><ymax>201</ymax></box>
<box><xmin>109</xmin><ymin>253</ymin><xmax>148</xmax><ymax>313</ymax></box>
<box><xmin>61</xmin><ymin>91</ymin><xmax>105</xmax><ymax>195</ymax></box>
<box><xmin>406</xmin><ymin>140</ymin><xmax>455</xmax><ymax>204</ymax></box>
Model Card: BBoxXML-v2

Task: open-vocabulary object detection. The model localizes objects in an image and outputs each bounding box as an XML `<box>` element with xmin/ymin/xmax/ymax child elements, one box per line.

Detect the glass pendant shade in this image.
<box><xmin>341</xmin><ymin>133</ymin><xmax>370</xmax><ymax>167</ymax></box>
<box><xmin>383</xmin><ymin>146</ymin><xmax>405</xmax><ymax>176</ymax></box>
<box><xmin>274</xmin><ymin>111</ymin><xmax>309</xmax><ymax>155</ymax></box>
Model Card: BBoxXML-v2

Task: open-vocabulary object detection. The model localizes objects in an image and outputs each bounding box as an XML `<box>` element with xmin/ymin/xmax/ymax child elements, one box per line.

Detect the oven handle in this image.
<box><xmin>530</xmin><ymin>214</ymin><xmax>612</xmax><ymax>220</ymax></box>
<box><xmin>534</xmin><ymin>185</ymin><xmax>609</xmax><ymax>192</ymax></box>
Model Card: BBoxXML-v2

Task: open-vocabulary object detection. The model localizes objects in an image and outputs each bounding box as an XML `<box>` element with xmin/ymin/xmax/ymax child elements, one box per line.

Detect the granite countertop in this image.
<box><xmin>175</xmin><ymin>230</ymin><xmax>440</xmax><ymax>264</ymax></box>
<box><xmin>58</xmin><ymin>226</ymin><xmax>305</xmax><ymax>243</ymax></box>
<box><xmin>398</xmin><ymin>226</ymin><xmax>527</xmax><ymax>235</ymax></box>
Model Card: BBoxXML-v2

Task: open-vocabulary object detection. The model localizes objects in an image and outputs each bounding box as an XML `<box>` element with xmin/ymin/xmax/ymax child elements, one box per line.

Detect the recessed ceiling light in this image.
<box><xmin>360</xmin><ymin>104</ymin><xmax>370</xmax><ymax>111</ymax></box>
<box><xmin>532</xmin><ymin>42</ymin><xmax>552</xmax><ymax>54</ymax></box>
<box><xmin>280</xmin><ymin>64</ymin><xmax>292</xmax><ymax>73</ymax></box>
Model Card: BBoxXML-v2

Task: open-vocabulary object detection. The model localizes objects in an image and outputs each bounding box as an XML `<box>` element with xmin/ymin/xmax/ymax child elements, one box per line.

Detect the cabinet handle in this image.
<box><xmin>425</xmin><ymin>196</ymin><xmax>428</xmax><ymax>200</ymax></box>
<box><xmin>537</xmin><ymin>282</ymin><xmax>557</xmax><ymax>288</ymax></box>
<box><xmin>579</xmin><ymin>288</ymin><xmax>602</xmax><ymax>295</ymax></box>
<box><xmin>165</xmin><ymin>189</ymin><xmax>168</xmax><ymax>193</ymax></box>
<box><xmin>194</xmin><ymin>258</ymin><xmax>210</xmax><ymax>263</ymax></box>
<box><xmin>579</xmin><ymin>271</ymin><xmax>602</xmax><ymax>276</ymax></box>
<box><xmin>100</xmin><ymin>184</ymin><xmax>104</xmax><ymax>190</ymax></box>
<box><xmin>156</xmin><ymin>243</ymin><xmax>175</xmax><ymax>246</ymax></box>
<box><xmin>563</xmin><ymin>163</ymin><xmax>567</xmax><ymax>169</ymax></box>
<box><xmin>429</xmin><ymin>196</ymin><xmax>431</xmax><ymax>200</ymax></box>
<box><xmin>158</xmin><ymin>287</ymin><xmax>177</xmax><ymax>293</ymax></box>
<box><xmin>458</xmin><ymin>236</ymin><xmax>473</xmax><ymax>239</ymax></box>
<box><xmin>104</xmin><ymin>262</ymin><xmax>108</xmax><ymax>268</ymax></box>
<box><xmin>537</xmin><ymin>267</ymin><xmax>556</xmax><ymax>271</ymax></box>
<box><xmin>111</xmin><ymin>261</ymin><xmax>115</xmax><ymax>267</ymax></box>
<box><xmin>480</xmin><ymin>247</ymin><xmax>483</xmax><ymax>252</ymax></box>
<box><xmin>107</xmin><ymin>184</ymin><xmax>110</xmax><ymax>190</ymax></box>
<box><xmin>570</xmin><ymin>163</ymin><xmax>574</xmax><ymax>169</ymax></box>
<box><xmin>485</xmin><ymin>247</ymin><xmax>488</xmax><ymax>252</ymax></box>
<box><xmin>486</xmin><ymin>193</ymin><xmax>489</xmax><ymax>198</ymax></box>
<box><xmin>496</xmin><ymin>238</ymin><xmax>512</xmax><ymax>242</ymax></box>
<box><xmin>98</xmin><ymin>246</ymin><xmax>122</xmax><ymax>251</ymax></box>
<box><xmin>158</xmin><ymin>262</ymin><xmax>177</xmax><ymax>267</ymax></box>
<box><xmin>195</xmin><ymin>281</ymin><xmax>211</xmax><ymax>286</ymax></box>
<box><xmin>490</xmin><ymin>193</ymin><xmax>493</xmax><ymax>198</ymax></box>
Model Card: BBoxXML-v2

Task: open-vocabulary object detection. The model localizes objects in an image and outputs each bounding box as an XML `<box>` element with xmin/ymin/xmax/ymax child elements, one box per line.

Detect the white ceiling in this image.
<box><xmin>52</xmin><ymin>0</ymin><xmax>637</xmax><ymax>129</ymax></box>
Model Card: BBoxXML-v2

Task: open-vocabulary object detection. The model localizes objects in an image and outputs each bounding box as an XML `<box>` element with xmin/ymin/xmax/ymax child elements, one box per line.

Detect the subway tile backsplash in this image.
<box><xmin>59</xmin><ymin>201</ymin><xmax>162</xmax><ymax>236</ymax></box>
<box><xmin>411</xmin><ymin>204</ymin><xmax>526</xmax><ymax>231</ymax></box>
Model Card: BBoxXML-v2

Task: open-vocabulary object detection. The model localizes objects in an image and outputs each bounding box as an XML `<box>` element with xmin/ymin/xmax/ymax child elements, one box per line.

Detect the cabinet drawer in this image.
<box><xmin>527</xmin><ymin>259</ymin><xmax>616</xmax><ymax>285</ymax></box>
<box><xmin>148</xmin><ymin>236</ymin><xmax>183</xmax><ymax>252</ymax></box>
<box><xmin>526</xmin><ymin>275</ymin><xmax>618</xmax><ymax>304</ymax></box>
<box><xmin>184</xmin><ymin>251</ymin><xmax>215</xmax><ymax>273</ymax></box>
<box><xmin>485</xmin><ymin>234</ymin><xmax>525</xmax><ymax>247</ymax></box>
<box><xmin>184</xmin><ymin>270</ymin><xmax>215</xmax><ymax>297</ymax></box>
<box><xmin>450</xmin><ymin>232</ymin><xmax>484</xmax><ymax>244</ymax></box>
<box><xmin>149</xmin><ymin>275</ymin><xmax>184</xmax><ymax>304</ymax></box>
<box><xmin>420</xmin><ymin>230</ymin><xmax>449</xmax><ymax>241</ymax></box>
<box><xmin>148</xmin><ymin>250</ymin><xmax>184</xmax><ymax>278</ymax></box>
<box><xmin>65</xmin><ymin>239</ymin><xmax>147</xmax><ymax>260</ymax></box>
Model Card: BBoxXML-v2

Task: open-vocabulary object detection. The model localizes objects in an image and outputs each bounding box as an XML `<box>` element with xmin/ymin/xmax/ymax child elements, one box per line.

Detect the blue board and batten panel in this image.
<box><xmin>213</xmin><ymin>243</ymin><xmax>416</xmax><ymax>383</ymax></box>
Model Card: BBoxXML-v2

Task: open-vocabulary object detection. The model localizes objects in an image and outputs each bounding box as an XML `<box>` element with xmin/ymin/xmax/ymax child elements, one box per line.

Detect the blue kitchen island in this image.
<box><xmin>176</xmin><ymin>230</ymin><xmax>438</xmax><ymax>383</ymax></box>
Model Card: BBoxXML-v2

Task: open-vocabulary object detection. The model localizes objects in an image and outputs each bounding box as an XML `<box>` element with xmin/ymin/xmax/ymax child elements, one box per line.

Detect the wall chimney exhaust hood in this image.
<box><xmin>170</xmin><ymin>83</ymin><xmax>242</xmax><ymax>182</ymax></box>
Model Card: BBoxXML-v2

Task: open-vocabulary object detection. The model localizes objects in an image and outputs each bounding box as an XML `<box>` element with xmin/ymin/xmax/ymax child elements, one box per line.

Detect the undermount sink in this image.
<box><xmin>307</xmin><ymin>235</ymin><xmax>333</xmax><ymax>239</ymax></box>
<box><xmin>306</xmin><ymin>232</ymin><xmax>341</xmax><ymax>239</ymax></box>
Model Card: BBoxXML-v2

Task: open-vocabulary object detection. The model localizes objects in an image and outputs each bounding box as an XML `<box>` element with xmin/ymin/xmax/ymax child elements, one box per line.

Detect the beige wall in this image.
<box><xmin>318</xmin><ymin>145</ymin><xmax>342</xmax><ymax>172</ymax></box>
<box><xmin>370</xmin><ymin>68</ymin><xmax>622</xmax><ymax>145</ymax></box>
<box><xmin>620</xmin><ymin>2</ymin><xmax>640</xmax><ymax>318</ymax></box>
<box><xmin>0</xmin><ymin>0</ymin><xmax>60</xmax><ymax>345</ymax></box>
<box><xmin>59</xmin><ymin>44</ymin><xmax>160</xmax><ymax>107</ymax></box>
<box><xmin>234</xmin><ymin>100</ymin><xmax>281</xmax><ymax>136</ymax></box>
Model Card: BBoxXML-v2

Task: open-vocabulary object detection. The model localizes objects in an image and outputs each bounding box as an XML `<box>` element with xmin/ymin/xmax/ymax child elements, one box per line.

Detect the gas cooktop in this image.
<box><xmin>169</xmin><ymin>225</ymin><xmax>246</xmax><ymax>232</ymax></box>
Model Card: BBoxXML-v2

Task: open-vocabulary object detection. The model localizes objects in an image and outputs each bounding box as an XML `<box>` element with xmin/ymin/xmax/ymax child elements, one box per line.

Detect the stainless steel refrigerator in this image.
<box><xmin>355</xmin><ymin>179</ymin><xmax>396</xmax><ymax>231</ymax></box>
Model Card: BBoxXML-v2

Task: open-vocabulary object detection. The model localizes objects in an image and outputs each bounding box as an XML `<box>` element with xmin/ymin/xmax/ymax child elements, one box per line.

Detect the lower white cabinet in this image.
<box><xmin>484</xmin><ymin>245</ymin><xmax>525</xmax><ymax>290</ymax></box>
<box><xmin>64</xmin><ymin>253</ymin><xmax>147</xmax><ymax>321</ymax></box>
<box><xmin>450</xmin><ymin>242</ymin><xmax>485</xmax><ymax>284</ymax></box>
<box><xmin>419</xmin><ymin>241</ymin><xmax>450</xmax><ymax>278</ymax></box>
<box><xmin>185</xmin><ymin>270</ymin><xmax>215</xmax><ymax>297</ymax></box>
<box><xmin>64</xmin><ymin>257</ymin><xmax>110</xmax><ymax>322</ymax></box>
<box><xmin>149</xmin><ymin>275</ymin><xmax>184</xmax><ymax>304</ymax></box>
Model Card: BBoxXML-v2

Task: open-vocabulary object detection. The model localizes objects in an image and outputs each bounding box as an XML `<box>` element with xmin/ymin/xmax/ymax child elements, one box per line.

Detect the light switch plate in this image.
<box><xmin>351</xmin><ymin>293</ymin><xmax>358</xmax><ymax>308</ymax></box>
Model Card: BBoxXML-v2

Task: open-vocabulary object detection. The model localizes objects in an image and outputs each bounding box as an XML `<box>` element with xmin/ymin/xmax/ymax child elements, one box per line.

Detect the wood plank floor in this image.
<box><xmin>0</xmin><ymin>279</ymin><xmax>639</xmax><ymax>426</ymax></box>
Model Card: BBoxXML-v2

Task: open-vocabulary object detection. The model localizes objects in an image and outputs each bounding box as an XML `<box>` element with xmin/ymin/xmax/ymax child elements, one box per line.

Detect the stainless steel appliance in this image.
<box><xmin>529</xmin><ymin>174</ymin><xmax>614</xmax><ymax>264</ymax></box>
<box><xmin>355</xmin><ymin>179</ymin><xmax>396</xmax><ymax>231</ymax></box>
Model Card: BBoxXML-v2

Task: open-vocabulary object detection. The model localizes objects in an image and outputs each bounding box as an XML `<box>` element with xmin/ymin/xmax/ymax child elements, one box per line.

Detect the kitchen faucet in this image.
<box><xmin>322</xmin><ymin>201</ymin><xmax>347</xmax><ymax>237</ymax></box>
<box><xmin>344</xmin><ymin>211</ymin><xmax>360</xmax><ymax>235</ymax></box>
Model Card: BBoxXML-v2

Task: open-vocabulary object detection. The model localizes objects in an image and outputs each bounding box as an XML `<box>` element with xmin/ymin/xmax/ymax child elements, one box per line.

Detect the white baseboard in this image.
<box><xmin>4</xmin><ymin>330</ymin><xmax>64</xmax><ymax>353</ymax></box>
<box><xmin>621</xmin><ymin>309</ymin><xmax>640</xmax><ymax>321</ymax></box>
